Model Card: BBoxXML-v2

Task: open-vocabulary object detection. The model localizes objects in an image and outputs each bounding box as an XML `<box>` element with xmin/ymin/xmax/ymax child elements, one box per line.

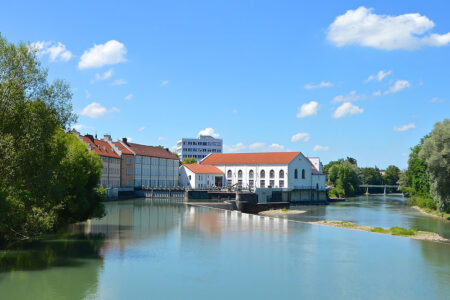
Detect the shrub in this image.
<box><xmin>390</xmin><ymin>227</ymin><xmax>417</xmax><ymax>236</ymax></box>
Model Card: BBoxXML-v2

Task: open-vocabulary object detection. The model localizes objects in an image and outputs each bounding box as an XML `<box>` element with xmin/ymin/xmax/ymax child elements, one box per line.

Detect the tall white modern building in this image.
<box><xmin>176</xmin><ymin>135</ymin><xmax>223</xmax><ymax>161</ymax></box>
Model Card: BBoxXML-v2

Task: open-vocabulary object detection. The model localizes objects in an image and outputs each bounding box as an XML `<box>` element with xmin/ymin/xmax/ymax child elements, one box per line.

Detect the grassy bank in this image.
<box><xmin>407</xmin><ymin>196</ymin><xmax>450</xmax><ymax>221</ymax></box>
<box><xmin>311</xmin><ymin>220</ymin><xmax>448</xmax><ymax>242</ymax></box>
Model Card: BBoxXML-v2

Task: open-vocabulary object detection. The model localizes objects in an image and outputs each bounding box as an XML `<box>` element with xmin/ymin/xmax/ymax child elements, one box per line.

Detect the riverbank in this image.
<box><xmin>307</xmin><ymin>220</ymin><xmax>448</xmax><ymax>243</ymax></box>
<box><xmin>413</xmin><ymin>206</ymin><xmax>450</xmax><ymax>221</ymax></box>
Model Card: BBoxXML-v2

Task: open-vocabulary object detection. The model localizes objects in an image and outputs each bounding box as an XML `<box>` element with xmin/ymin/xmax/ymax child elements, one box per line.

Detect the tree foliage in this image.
<box><xmin>0</xmin><ymin>35</ymin><xmax>104</xmax><ymax>245</ymax></box>
<box><xmin>419</xmin><ymin>119</ymin><xmax>450</xmax><ymax>212</ymax></box>
<box><xmin>182</xmin><ymin>157</ymin><xmax>197</xmax><ymax>164</ymax></box>
<box><xmin>383</xmin><ymin>165</ymin><xmax>401</xmax><ymax>185</ymax></box>
<box><xmin>326</xmin><ymin>161</ymin><xmax>361</xmax><ymax>197</ymax></box>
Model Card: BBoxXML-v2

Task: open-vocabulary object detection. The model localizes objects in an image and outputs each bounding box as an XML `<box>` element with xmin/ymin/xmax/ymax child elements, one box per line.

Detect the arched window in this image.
<box><xmin>269</xmin><ymin>170</ymin><xmax>275</xmax><ymax>178</ymax></box>
<box><xmin>227</xmin><ymin>170</ymin><xmax>232</xmax><ymax>178</ymax></box>
<box><xmin>279</xmin><ymin>170</ymin><xmax>284</xmax><ymax>178</ymax></box>
<box><xmin>249</xmin><ymin>170</ymin><xmax>254</xmax><ymax>179</ymax></box>
<box><xmin>294</xmin><ymin>169</ymin><xmax>298</xmax><ymax>179</ymax></box>
<box><xmin>238</xmin><ymin>170</ymin><xmax>243</xmax><ymax>178</ymax></box>
<box><xmin>302</xmin><ymin>169</ymin><xmax>305</xmax><ymax>179</ymax></box>
<box><xmin>260</xmin><ymin>170</ymin><xmax>265</xmax><ymax>178</ymax></box>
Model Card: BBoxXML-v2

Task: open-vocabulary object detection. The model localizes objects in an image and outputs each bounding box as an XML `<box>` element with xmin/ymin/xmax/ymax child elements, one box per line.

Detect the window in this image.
<box><xmin>270</xmin><ymin>170</ymin><xmax>275</xmax><ymax>178</ymax></box>
<box><xmin>126</xmin><ymin>168</ymin><xmax>132</xmax><ymax>175</ymax></box>
<box><xmin>126</xmin><ymin>158</ymin><xmax>132</xmax><ymax>165</ymax></box>
<box><xmin>238</xmin><ymin>180</ymin><xmax>242</xmax><ymax>187</ymax></box>
<box><xmin>238</xmin><ymin>170</ymin><xmax>243</xmax><ymax>178</ymax></box>
<box><xmin>260</xmin><ymin>180</ymin><xmax>265</xmax><ymax>188</ymax></box>
<box><xmin>227</xmin><ymin>179</ymin><xmax>232</xmax><ymax>186</ymax></box>
<box><xmin>249</xmin><ymin>170</ymin><xmax>254</xmax><ymax>179</ymax></box>
<box><xmin>227</xmin><ymin>170</ymin><xmax>232</xmax><ymax>178</ymax></box>
<box><xmin>294</xmin><ymin>169</ymin><xmax>298</xmax><ymax>179</ymax></box>
<box><xmin>279</xmin><ymin>180</ymin><xmax>284</xmax><ymax>188</ymax></box>
<box><xmin>260</xmin><ymin>170</ymin><xmax>265</xmax><ymax>178</ymax></box>
<box><xmin>279</xmin><ymin>170</ymin><xmax>284</xmax><ymax>178</ymax></box>
<box><xmin>269</xmin><ymin>180</ymin><xmax>274</xmax><ymax>187</ymax></box>
<box><xmin>249</xmin><ymin>180</ymin><xmax>254</xmax><ymax>187</ymax></box>
<box><xmin>188</xmin><ymin>175</ymin><xmax>191</xmax><ymax>180</ymax></box>
<box><xmin>302</xmin><ymin>169</ymin><xmax>305</xmax><ymax>179</ymax></box>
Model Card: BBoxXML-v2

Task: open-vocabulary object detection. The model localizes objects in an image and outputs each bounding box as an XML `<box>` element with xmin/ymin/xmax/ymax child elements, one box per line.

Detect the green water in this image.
<box><xmin>0</xmin><ymin>198</ymin><xmax>449</xmax><ymax>299</ymax></box>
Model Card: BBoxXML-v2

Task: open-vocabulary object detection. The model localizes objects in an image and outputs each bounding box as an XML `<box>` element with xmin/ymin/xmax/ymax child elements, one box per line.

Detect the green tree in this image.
<box><xmin>182</xmin><ymin>157</ymin><xmax>197</xmax><ymax>164</ymax></box>
<box><xmin>0</xmin><ymin>35</ymin><xmax>104</xmax><ymax>245</ymax></box>
<box><xmin>399</xmin><ymin>144</ymin><xmax>430</xmax><ymax>197</ymax></box>
<box><xmin>419</xmin><ymin>119</ymin><xmax>450</xmax><ymax>212</ymax></box>
<box><xmin>327</xmin><ymin>161</ymin><xmax>360</xmax><ymax>197</ymax></box>
<box><xmin>360</xmin><ymin>167</ymin><xmax>383</xmax><ymax>185</ymax></box>
<box><xmin>383</xmin><ymin>165</ymin><xmax>401</xmax><ymax>185</ymax></box>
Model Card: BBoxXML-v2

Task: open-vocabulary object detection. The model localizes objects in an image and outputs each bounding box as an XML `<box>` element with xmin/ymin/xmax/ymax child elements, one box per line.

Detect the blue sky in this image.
<box><xmin>1</xmin><ymin>0</ymin><xmax>449</xmax><ymax>169</ymax></box>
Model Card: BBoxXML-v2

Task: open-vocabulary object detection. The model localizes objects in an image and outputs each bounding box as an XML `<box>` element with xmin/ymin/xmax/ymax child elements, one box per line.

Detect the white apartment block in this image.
<box><xmin>176</xmin><ymin>135</ymin><xmax>223</xmax><ymax>161</ymax></box>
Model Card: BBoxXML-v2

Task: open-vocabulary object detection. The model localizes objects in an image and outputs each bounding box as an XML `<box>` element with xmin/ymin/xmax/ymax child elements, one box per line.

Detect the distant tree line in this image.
<box><xmin>0</xmin><ymin>35</ymin><xmax>105</xmax><ymax>246</ymax></box>
<box><xmin>324</xmin><ymin>157</ymin><xmax>400</xmax><ymax>198</ymax></box>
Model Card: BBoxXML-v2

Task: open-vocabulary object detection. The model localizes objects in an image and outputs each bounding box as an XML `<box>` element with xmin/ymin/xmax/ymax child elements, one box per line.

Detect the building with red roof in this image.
<box><xmin>117</xmin><ymin>138</ymin><xmax>179</xmax><ymax>188</ymax></box>
<box><xmin>81</xmin><ymin>134</ymin><xmax>121</xmax><ymax>188</ymax></box>
<box><xmin>197</xmin><ymin>152</ymin><xmax>326</xmax><ymax>202</ymax></box>
<box><xmin>179</xmin><ymin>164</ymin><xmax>224</xmax><ymax>189</ymax></box>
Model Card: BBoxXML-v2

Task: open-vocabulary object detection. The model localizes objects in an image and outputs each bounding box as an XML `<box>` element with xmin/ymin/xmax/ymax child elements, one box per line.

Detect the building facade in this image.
<box><xmin>81</xmin><ymin>134</ymin><xmax>121</xmax><ymax>188</ymax></box>
<box><xmin>179</xmin><ymin>164</ymin><xmax>224</xmax><ymax>189</ymax></box>
<box><xmin>199</xmin><ymin>152</ymin><xmax>327</xmax><ymax>202</ymax></box>
<box><xmin>114</xmin><ymin>140</ymin><xmax>135</xmax><ymax>188</ymax></box>
<box><xmin>176</xmin><ymin>135</ymin><xmax>223</xmax><ymax>161</ymax></box>
<box><xmin>118</xmin><ymin>138</ymin><xmax>179</xmax><ymax>188</ymax></box>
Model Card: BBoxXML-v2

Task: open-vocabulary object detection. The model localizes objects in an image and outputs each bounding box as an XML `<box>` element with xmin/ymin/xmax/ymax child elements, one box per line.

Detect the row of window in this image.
<box><xmin>181</xmin><ymin>148</ymin><xmax>221</xmax><ymax>153</ymax></box>
<box><xmin>134</xmin><ymin>179</ymin><xmax>178</xmax><ymax>187</ymax></box>
<box><xmin>135</xmin><ymin>156</ymin><xmax>178</xmax><ymax>166</ymax></box>
<box><xmin>181</xmin><ymin>141</ymin><xmax>222</xmax><ymax>146</ymax></box>
<box><xmin>227</xmin><ymin>180</ymin><xmax>285</xmax><ymax>188</ymax></box>
<box><xmin>226</xmin><ymin>169</ymin><xmax>306</xmax><ymax>179</ymax></box>
<box><xmin>135</xmin><ymin>167</ymin><xmax>178</xmax><ymax>176</ymax></box>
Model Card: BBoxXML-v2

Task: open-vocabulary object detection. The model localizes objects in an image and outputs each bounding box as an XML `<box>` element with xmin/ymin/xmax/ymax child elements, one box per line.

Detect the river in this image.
<box><xmin>0</xmin><ymin>196</ymin><xmax>449</xmax><ymax>299</ymax></box>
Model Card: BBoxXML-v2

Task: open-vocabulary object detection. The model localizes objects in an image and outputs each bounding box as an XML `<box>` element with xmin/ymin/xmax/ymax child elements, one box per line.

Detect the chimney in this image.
<box><xmin>104</xmin><ymin>134</ymin><xmax>112</xmax><ymax>142</ymax></box>
<box><xmin>86</xmin><ymin>134</ymin><xmax>95</xmax><ymax>142</ymax></box>
<box><xmin>122</xmin><ymin>137</ymin><xmax>128</xmax><ymax>144</ymax></box>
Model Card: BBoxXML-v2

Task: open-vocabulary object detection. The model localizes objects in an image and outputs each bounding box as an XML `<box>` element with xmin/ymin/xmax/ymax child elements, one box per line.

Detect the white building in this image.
<box><xmin>199</xmin><ymin>152</ymin><xmax>327</xmax><ymax>202</ymax></box>
<box><xmin>117</xmin><ymin>138</ymin><xmax>179</xmax><ymax>188</ymax></box>
<box><xmin>179</xmin><ymin>164</ymin><xmax>224</xmax><ymax>189</ymax></box>
<box><xmin>176</xmin><ymin>135</ymin><xmax>223</xmax><ymax>161</ymax></box>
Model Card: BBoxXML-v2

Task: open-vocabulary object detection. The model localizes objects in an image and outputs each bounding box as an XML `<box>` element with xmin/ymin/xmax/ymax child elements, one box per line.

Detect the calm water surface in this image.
<box><xmin>0</xmin><ymin>197</ymin><xmax>449</xmax><ymax>300</ymax></box>
<box><xmin>290</xmin><ymin>194</ymin><xmax>450</xmax><ymax>239</ymax></box>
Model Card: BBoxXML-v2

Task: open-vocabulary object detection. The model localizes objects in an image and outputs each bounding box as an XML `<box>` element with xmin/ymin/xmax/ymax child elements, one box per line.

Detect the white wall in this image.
<box><xmin>179</xmin><ymin>166</ymin><xmax>223</xmax><ymax>189</ymax></box>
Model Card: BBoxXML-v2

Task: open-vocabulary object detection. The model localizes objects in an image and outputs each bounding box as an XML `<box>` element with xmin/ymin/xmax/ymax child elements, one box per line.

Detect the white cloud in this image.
<box><xmin>81</xmin><ymin>102</ymin><xmax>119</xmax><ymax>118</ymax></box>
<box><xmin>385</xmin><ymin>80</ymin><xmax>411</xmax><ymax>94</ymax></box>
<box><xmin>95</xmin><ymin>69</ymin><xmax>113</xmax><ymax>81</ymax></box>
<box><xmin>224</xmin><ymin>142</ymin><xmax>246</xmax><ymax>153</ymax></box>
<box><xmin>291</xmin><ymin>133</ymin><xmax>311</xmax><ymax>142</ymax></box>
<box><xmin>372</xmin><ymin>91</ymin><xmax>382</xmax><ymax>97</ymax></box>
<box><xmin>394</xmin><ymin>123</ymin><xmax>416</xmax><ymax>131</ymax></box>
<box><xmin>158</xmin><ymin>136</ymin><xmax>168</xmax><ymax>141</ymax></box>
<box><xmin>333</xmin><ymin>102</ymin><xmax>364</xmax><ymax>119</ymax></box>
<box><xmin>304</xmin><ymin>81</ymin><xmax>333</xmax><ymax>90</ymax></box>
<box><xmin>126</xmin><ymin>137</ymin><xmax>133</xmax><ymax>142</ymax></box>
<box><xmin>124</xmin><ymin>94</ymin><xmax>133</xmax><ymax>101</ymax></box>
<box><xmin>162</xmin><ymin>80</ymin><xmax>170</xmax><ymax>86</ymax></box>
<box><xmin>138</xmin><ymin>126</ymin><xmax>145</xmax><ymax>132</ymax></box>
<box><xmin>111</xmin><ymin>79</ymin><xmax>127</xmax><ymax>86</ymax></box>
<box><xmin>430</xmin><ymin>97</ymin><xmax>443</xmax><ymax>103</ymax></box>
<box><xmin>85</xmin><ymin>90</ymin><xmax>91</xmax><ymax>99</ymax></box>
<box><xmin>366</xmin><ymin>70</ymin><xmax>392</xmax><ymax>82</ymax></box>
<box><xmin>313</xmin><ymin>145</ymin><xmax>329</xmax><ymax>152</ymax></box>
<box><xmin>327</xmin><ymin>6</ymin><xmax>450</xmax><ymax>50</ymax></box>
<box><xmin>296</xmin><ymin>101</ymin><xmax>319</xmax><ymax>118</ymax></box>
<box><xmin>198</xmin><ymin>128</ymin><xmax>220</xmax><ymax>138</ymax></box>
<box><xmin>72</xmin><ymin>124</ymin><xmax>92</xmax><ymax>131</ymax></box>
<box><xmin>30</xmin><ymin>41</ymin><xmax>73</xmax><ymax>62</ymax></box>
<box><xmin>332</xmin><ymin>90</ymin><xmax>361</xmax><ymax>103</ymax></box>
<box><xmin>78</xmin><ymin>40</ymin><xmax>127</xmax><ymax>69</ymax></box>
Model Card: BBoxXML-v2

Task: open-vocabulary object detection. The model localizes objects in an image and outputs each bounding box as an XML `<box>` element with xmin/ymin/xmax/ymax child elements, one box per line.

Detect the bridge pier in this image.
<box><xmin>384</xmin><ymin>186</ymin><xmax>386</xmax><ymax>195</ymax></box>
<box><xmin>365</xmin><ymin>186</ymin><xmax>369</xmax><ymax>195</ymax></box>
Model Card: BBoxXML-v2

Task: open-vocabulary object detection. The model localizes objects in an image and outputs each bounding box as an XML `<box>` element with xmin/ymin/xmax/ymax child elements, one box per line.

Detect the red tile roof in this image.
<box><xmin>115</xmin><ymin>141</ymin><xmax>133</xmax><ymax>155</ymax></box>
<box><xmin>184</xmin><ymin>164</ymin><xmax>224</xmax><ymax>174</ymax></box>
<box><xmin>126</xmin><ymin>142</ymin><xmax>178</xmax><ymax>160</ymax></box>
<box><xmin>200</xmin><ymin>152</ymin><xmax>300</xmax><ymax>165</ymax></box>
<box><xmin>83</xmin><ymin>136</ymin><xmax>120</xmax><ymax>159</ymax></box>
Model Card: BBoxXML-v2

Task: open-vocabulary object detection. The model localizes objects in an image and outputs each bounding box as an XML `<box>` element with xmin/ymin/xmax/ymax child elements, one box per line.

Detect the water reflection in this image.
<box><xmin>0</xmin><ymin>199</ymin><xmax>449</xmax><ymax>300</ymax></box>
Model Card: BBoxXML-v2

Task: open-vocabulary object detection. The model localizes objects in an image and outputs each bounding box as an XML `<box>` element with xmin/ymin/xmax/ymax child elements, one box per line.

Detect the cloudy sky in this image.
<box><xmin>2</xmin><ymin>1</ymin><xmax>449</xmax><ymax>168</ymax></box>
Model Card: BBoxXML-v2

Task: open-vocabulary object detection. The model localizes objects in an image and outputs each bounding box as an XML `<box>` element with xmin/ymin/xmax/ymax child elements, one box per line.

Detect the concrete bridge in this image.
<box><xmin>359</xmin><ymin>185</ymin><xmax>399</xmax><ymax>195</ymax></box>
